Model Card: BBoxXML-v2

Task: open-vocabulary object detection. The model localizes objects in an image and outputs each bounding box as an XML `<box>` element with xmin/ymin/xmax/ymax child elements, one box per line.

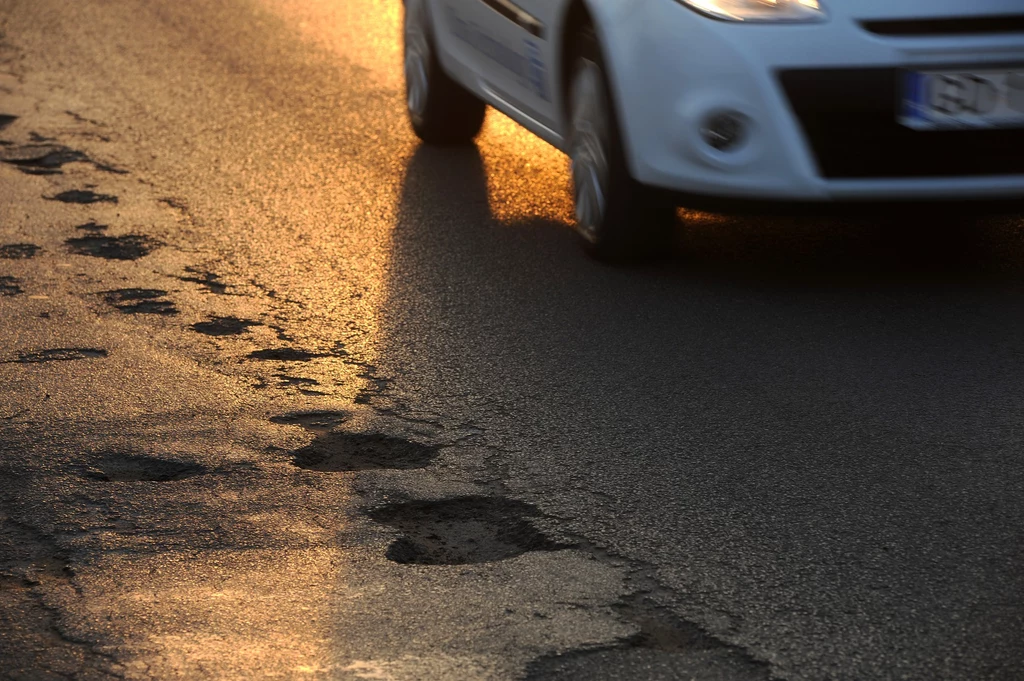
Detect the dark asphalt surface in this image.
<box><xmin>1</xmin><ymin>0</ymin><xmax>1023</xmax><ymax>679</ymax></box>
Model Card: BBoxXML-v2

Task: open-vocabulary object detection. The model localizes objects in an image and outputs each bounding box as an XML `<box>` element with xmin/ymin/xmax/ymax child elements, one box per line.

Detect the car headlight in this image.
<box><xmin>678</xmin><ymin>0</ymin><xmax>826</xmax><ymax>22</ymax></box>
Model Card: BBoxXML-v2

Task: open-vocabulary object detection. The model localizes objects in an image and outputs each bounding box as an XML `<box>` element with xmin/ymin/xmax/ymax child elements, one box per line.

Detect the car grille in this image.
<box><xmin>861</xmin><ymin>15</ymin><xmax>1024</xmax><ymax>37</ymax></box>
<box><xmin>778</xmin><ymin>68</ymin><xmax>1024</xmax><ymax>179</ymax></box>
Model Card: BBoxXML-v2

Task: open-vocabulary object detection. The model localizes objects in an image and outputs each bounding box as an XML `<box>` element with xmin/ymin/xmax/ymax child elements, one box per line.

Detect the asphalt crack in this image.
<box><xmin>0</xmin><ymin>517</ymin><xmax>123</xmax><ymax>679</ymax></box>
<box><xmin>341</xmin><ymin>354</ymin><xmax>393</xmax><ymax>404</ymax></box>
<box><xmin>3</xmin><ymin>348</ymin><xmax>108</xmax><ymax>364</ymax></box>
<box><xmin>65</xmin><ymin>110</ymin><xmax>104</xmax><ymax>127</ymax></box>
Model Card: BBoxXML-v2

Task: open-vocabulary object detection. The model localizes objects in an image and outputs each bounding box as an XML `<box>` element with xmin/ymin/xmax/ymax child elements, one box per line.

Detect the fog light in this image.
<box><xmin>700</xmin><ymin>111</ymin><xmax>747</xmax><ymax>152</ymax></box>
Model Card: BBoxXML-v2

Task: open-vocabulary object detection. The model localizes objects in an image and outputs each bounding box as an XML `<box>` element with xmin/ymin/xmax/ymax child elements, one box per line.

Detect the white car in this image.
<box><xmin>402</xmin><ymin>0</ymin><xmax>1024</xmax><ymax>258</ymax></box>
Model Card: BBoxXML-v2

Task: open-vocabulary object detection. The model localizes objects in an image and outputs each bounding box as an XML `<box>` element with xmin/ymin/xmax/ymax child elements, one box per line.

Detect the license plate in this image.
<box><xmin>900</xmin><ymin>68</ymin><xmax>1024</xmax><ymax>130</ymax></box>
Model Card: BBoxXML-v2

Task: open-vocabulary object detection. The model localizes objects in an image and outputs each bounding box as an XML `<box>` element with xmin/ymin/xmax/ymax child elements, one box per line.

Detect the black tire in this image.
<box><xmin>566</xmin><ymin>26</ymin><xmax>675</xmax><ymax>261</ymax></box>
<box><xmin>404</xmin><ymin>1</ymin><xmax>486</xmax><ymax>145</ymax></box>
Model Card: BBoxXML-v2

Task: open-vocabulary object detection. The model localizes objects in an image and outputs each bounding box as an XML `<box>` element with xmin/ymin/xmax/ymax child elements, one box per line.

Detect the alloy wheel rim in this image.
<box><xmin>569</xmin><ymin>61</ymin><xmax>610</xmax><ymax>243</ymax></box>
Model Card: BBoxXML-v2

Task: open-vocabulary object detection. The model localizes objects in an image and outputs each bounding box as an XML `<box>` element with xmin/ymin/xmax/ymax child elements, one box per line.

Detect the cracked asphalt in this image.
<box><xmin>1</xmin><ymin>1</ymin><xmax>1022</xmax><ymax>679</ymax></box>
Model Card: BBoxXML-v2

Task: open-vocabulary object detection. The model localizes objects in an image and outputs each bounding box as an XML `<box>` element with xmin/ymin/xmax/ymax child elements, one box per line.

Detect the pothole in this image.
<box><xmin>248</xmin><ymin>347</ymin><xmax>326</xmax><ymax>362</ymax></box>
<box><xmin>83</xmin><ymin>454</ymin><xmax>207</xmax><ymax>482</ymax></box>
<box><xmin>177</xmin><ymin>268</ymin><xmax>228</xmax><ymax>294</ymax></box>
<box><xmin>288</xmin><ymin>432</ymin><xmax>438</xmax><ymax>471</ymax></box>
<box><xmin>4</xmin><ymin>348</ymin><xmax>107</xmax><ymax>364</ymax></box>
<box><xmin>275</xmin><ymin>374</ymin><xmax>324</xmax><ymax>394</ymax></box>
<box><xmin>75</xmin><ymin>221</ymin><xmax>107</xmax><ymax>232</ymax></box>
<box><xmin>191</xmin><ymin>316</ymin><xmax>259</xmax><ymax>336</ymax></box>
<box><xmin>0</xmin><ymin>276</ymin><xmax>22</xmax><ymax>296</ymax></box>
<box><xmin>367</xmin><ymin>496</ymin><xmax>567</xmax><ymax>565</ymax></box>
<box><xmin>66</xmin><ymin>234</ymin><xmax>159</xmax><ymax>260</ymax></box>
<box><xmin>524</xmin><ymin>595</ymin><xmax>770</xmax><ymax>680</ymax></box>
<box><xmin>270</xmin><ymin>410</ymin><xmax>349</xmax><ymax>433</ymax></box>
<box><xmin>0</xmin><ymin>144</ymin><xmax>89</xmax><ymax>175</ymax></box>
<box><xmin>0</xmin><ymin>244</ymin><xmax>40</xmax><ymax>259</ymax></box>
<box><xmin>100</xmin><ymin>289</ymin><xmax>177</xmax><ymax>315</ymax></box>
<box><xmin>46</xmin><ymin>189</ymin><xmax>118</xmax><ymax>204</ymax></box>
<box><xmin>0</xmin><ymin>114</ymin><xmax>17</xmax><ymax>131</ymax></box>
<box><xmin>525</xmin><ymin>646</ymin><xmax>769</xmax><ymax>681</ymax></box>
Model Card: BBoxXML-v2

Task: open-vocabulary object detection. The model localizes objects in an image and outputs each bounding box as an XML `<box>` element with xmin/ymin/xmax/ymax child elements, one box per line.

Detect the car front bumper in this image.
<box><xmin>601</xmin><ymin>0</ymin><xmax>1024</xmax><ymax>202</ymax></box>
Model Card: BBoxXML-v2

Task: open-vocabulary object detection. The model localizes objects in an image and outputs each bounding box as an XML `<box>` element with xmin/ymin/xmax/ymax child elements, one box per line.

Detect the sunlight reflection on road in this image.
<box><xmin>258</xmin><ymin>0</ymin><xmax>574</xmax><ymax>225</ymax></box>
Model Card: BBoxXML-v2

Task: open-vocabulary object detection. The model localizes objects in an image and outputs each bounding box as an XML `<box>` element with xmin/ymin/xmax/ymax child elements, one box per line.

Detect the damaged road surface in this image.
<box><xmin>0</xmin><ymin>0</ymin><xmax>1022</xmax><ymax>679</ymax></box>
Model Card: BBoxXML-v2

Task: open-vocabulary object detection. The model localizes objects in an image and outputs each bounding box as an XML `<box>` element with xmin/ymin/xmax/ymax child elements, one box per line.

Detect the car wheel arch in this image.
<box><xmin>557</xmin><ymin>0</ymin><xmax>641</xmax><ymax>177</ymax></box>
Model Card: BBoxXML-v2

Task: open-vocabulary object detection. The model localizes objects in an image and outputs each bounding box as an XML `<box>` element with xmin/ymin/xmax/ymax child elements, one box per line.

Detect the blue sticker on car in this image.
<box><xmin>524</xmin><ymin>39</ymin><xmax>549</xmax><ymax>101</ymax></box>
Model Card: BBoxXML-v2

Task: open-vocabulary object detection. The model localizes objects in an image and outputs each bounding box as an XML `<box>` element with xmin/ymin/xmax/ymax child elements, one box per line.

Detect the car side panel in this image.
<box><xmin>488</xmin><ymin>0</ymin><xmax>568</xmax><ymax>130</ymax></box>
<box><xmin>427</xmin><ymin>0</ymin><xmax>570</xmax><ymax>145</ymax></box>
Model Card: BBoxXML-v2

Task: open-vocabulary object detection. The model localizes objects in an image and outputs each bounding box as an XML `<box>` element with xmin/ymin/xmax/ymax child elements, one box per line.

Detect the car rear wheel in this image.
<box><xmin>567</xmin><ymin>26</ymin><xmax>675</xmax><ymax>261</ymax></box>
<box><xmin>404</xmin><ymin>0</ymin><xmax>486</xmax><ymax>145</ymax></box>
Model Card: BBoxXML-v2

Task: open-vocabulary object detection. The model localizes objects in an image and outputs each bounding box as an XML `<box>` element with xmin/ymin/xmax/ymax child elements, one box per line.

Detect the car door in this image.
<box><xmin>435</xmin><ymin>0</ymin><xmax>563</xmax><ymax>131</ymax></box>
<box><xmin>500</xmin><ymin>0</ymin><xmax>565</xmax><ymax>130</ymax></box>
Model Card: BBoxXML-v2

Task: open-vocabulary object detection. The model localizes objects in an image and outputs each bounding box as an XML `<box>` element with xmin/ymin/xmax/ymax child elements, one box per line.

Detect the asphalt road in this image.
<box><xmin>1</xmin><ymin>1</ymin><xmax>1023</xmax><ymax>679</ymax></box>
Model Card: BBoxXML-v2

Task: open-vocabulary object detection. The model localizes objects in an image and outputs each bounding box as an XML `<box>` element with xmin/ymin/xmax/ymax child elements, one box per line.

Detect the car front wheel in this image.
<box><xmin>567</xmin><ymin>26</ymin><xmax>675</xmax><ymax>261</ymax></box>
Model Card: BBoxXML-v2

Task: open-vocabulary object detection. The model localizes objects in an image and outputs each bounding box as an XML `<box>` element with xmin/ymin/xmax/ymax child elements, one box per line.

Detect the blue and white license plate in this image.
<box><xmin>900</xmin><ymin>69</ymin><xmax>1024</xmax><ymax>130</ymax></box>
